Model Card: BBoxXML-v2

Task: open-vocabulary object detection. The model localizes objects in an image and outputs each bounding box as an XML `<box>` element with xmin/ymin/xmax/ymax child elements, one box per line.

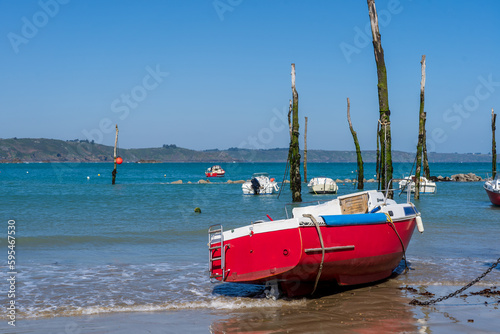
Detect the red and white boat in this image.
<box><xmin>484</xmin><ymin>178</ymin><xmax>500</xmax><ymax>206</ymax></box>
<box><xmin>208</xmin><ymin>190</ymin><xmax>423</xmax><ymax>297</ymax></box>
<box><xmin>205</xmin><ymin>165</ymin><xmax>225</xmax><ymax>177</ymax></box>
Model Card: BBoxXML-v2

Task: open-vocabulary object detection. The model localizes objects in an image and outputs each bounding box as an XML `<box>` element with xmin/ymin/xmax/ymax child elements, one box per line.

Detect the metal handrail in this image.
<box><xmin>208</xmin><ymin>224</ymin><xmax>225</xmax><ymax>281</ymax></box>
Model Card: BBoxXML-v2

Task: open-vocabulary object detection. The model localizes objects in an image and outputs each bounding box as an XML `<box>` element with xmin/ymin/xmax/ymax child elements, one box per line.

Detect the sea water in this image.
<box><xmin>0</xmin><ymin>162</ymin><xmax>499</xmax><ymax>320</ymax></box>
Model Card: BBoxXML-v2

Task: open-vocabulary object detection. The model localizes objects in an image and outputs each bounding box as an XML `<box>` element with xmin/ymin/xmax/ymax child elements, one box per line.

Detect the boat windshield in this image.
<box><xmin>252</xmin><ymin>172</ymin><xmax>269</xmax><ymax>178</ymax></box>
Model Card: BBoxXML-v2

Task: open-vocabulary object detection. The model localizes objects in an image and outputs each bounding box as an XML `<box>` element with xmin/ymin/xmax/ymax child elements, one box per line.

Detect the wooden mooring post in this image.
<box><xmin>347</xmin><ymin>98</ymin><xmax>364</xmax><ymax>189</ymax></box>
<box><xmin>304</xmin><ymin>116</ymin><xmax>308</xmax><ymax>184</ymax></box>
<box><xmin>289</xmin><ymin>63</ymin><xmax>302</xmax><ymax>202</ymax></box>
<box><xmin>368</xmin><ymin>0</ymin><xmax>393</xmax><ymax>197</ymax></box>
<box><xmin>414</xmin><ymin>55</ymin><xmax>427</xmax><ymax>199</ymax></box>
<box><xmin>492</xmin><ymin>108</ymin><xmax>497</xmax><ymax>179</ymax></box>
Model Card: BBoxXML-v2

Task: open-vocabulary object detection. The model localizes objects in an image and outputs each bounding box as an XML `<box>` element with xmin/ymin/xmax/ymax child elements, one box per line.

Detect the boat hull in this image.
<box><xmin>205</xmin><ymin>172</ymin><xmax>225</xmax><ymax>177</ymax></box>
<box><xmin>399</xmin><ymin>183</ymin><xmax>436</xmax><ymax>193</ymax></box>
<box><xmin>308</xmin><ymin>185</ymin><xmax>337</xmax><ymax>194</ymax></box>
<box><xmin>307</xmin><ymin>178</ymin><xmax>338</xmax><ymax>194</ymax></box>
<box><xmin>485</xmin><ymin>187</ymin><xmax>500</xmax><ymax>206</ymax></box>
<box><xmin>210</xmin><ymin>217</ymin><xmax>416</xmax><ymax>296</ymax></box>
<box><xmin>242</xmin><ymin>186</ymin><xmax>276</xmax><ymax>195</ymax></box>
<box><xmin>241</xmin><ymin>176</ymin><xmax>278</xmax><ymax>194</ymax></box>
<box><xmin>398</xmin><ymin>176</ymin><xmax>436</xmax><ymax>193</ymax></box>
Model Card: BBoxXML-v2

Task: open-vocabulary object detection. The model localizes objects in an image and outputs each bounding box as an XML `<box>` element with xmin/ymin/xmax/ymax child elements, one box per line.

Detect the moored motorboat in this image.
<box><xmin>308</xmin><ymin>177</ymin><xmax>338</xmax><ymax>194</ymax></box>
<box><xmin>484</xmin><ymin>177</ymin><xmax>500</xmax><ymax>206</ymax></box>
<box><xmin>208</xmin><ymin>190</ymin><xmax>423</xmax><ymax>297</ymax></box>
<box><xmin>241</xmin><ymin>173</ymin><xmax>279</xmax><ymax>195</ymax></box>
<box><xmin>205</xmin><ymin>165</ymin><xmax>225</xmax><ymax>177</ymax></box>
<box><xmin>399</xmin><ymin>175</ymin><xmax>436</xmax><ymax>193</ymax></box>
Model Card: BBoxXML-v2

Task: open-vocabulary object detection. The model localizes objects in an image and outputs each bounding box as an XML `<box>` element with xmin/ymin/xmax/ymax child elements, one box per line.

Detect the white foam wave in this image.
<box><xmin>13</xmin><ymin>297</ymin><xmax>307</xmax><ymax>319</ymax></box>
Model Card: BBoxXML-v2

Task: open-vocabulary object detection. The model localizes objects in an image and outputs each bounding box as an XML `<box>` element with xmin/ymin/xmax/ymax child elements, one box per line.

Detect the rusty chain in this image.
<box><xmin>409</xmin><ymin>257</ymin><xmax>500</xmax><ymax>306</ymax></box>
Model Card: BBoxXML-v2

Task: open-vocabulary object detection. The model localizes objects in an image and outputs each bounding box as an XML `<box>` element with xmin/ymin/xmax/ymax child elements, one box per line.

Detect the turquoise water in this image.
<box><xmin>0</xmin><ymin>162</ymin><xmax>499</xmax><ymax>319</ymax></box>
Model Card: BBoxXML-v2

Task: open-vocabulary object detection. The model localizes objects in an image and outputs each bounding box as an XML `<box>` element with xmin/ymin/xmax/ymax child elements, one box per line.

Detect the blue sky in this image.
<box><xmin>1</xmin><ymin>0</ymin><xmax>499</xmax><ymax>153</ymax></box>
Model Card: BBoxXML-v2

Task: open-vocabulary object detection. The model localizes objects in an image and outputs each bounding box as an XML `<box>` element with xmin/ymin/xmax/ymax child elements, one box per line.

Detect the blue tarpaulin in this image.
<box><xmin>320</xmin><ymin>212</ymin><xmax>388</xmax><ymax>226</ymax></box>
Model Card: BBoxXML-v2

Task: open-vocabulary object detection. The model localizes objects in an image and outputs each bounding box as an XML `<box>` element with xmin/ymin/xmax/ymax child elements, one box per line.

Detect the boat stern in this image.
<box><xmin>208</xmin><ymin>220</ymin><xmax>303</xmax><ymax>283</ymax></box>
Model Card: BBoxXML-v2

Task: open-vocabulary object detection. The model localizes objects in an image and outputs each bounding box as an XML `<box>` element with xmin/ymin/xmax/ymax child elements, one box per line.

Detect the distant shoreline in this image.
<box><xmin>0</xmin><ymin>138</ymin><xmax>495</xmax><ymax>164</ymax></box>
<box><xmin>1</xmin><ymin>158</ymin><xmax>495</xmax><ymax>164</ymax></box>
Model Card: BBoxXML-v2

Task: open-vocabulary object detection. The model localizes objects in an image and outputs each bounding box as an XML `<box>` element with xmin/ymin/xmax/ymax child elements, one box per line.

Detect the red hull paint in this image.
<box><xmin>485</xmin><ymin>187</ymin><xmax>500</xmax><ymax>206</ymax></box>
<box><xmin>205</xmin><ymin>172</ymin><xmax>225</xmax><ymax>177</ymax></box>
<box><xmin>210</xmin><ymin>218</ymin><xmax>416</xmax><ymax>295</ymax></box>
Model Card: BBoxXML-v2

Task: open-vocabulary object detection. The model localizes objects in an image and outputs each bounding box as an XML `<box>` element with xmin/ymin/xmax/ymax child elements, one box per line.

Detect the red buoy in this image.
<box><xmin>116</xmin><ymin>156</ymin><xmax>123</xmax><ymax>164</ymax></box>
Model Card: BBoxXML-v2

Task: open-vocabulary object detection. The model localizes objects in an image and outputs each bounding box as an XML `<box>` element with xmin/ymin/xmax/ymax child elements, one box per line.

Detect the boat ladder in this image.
<box><xmin>208</xmin><ymin>224</ymin><xmax>226</xmax><ymax>281</ymax></box>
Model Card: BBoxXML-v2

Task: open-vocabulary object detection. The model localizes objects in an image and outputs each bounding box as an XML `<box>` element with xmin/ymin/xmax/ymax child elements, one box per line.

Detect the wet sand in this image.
<box><xmin>6</xmin><ymin>281</ymin><xmax>500</xmax><ymax>334</ymax></box>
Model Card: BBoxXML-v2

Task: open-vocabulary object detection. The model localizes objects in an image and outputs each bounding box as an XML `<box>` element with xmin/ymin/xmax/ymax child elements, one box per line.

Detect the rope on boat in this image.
<box><xmin>384</xmin><ymin>213</ymin><xmax>408</xmax><ymax>273</ymax></box>
<box><xmin>398</xmin><ymin>154</ymin><xmax>418</xmax><ymax>197</ymax></box>
<box><xmin>303</xmin><ymin>214</ymin><xmax>325</xmax><ymax>295</ymax></box>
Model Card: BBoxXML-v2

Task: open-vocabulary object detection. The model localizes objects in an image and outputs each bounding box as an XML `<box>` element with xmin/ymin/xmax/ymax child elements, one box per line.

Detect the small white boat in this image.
<box><xmin>307</xmin><ymin>177</ymin><xmax>338</xmax><ymax>194</ymax></box>
<box><xmin>205</xmin><ymin>165</ymin><xmax>225</xmax><ymax>177</ymax></box>
<box><xmin>242</xmin><ymin>173</ymin><xmax>279</xmax><ymax>195</ymax></box>
<box><xmin>399</xmin><ymin>175</ymin><xmax>436</xmax><ymax>193</ymax></box>
<box><xmin>484</xmin><ymin>177</ymin><xmax>500</xmax><ymax>206</ymax></box>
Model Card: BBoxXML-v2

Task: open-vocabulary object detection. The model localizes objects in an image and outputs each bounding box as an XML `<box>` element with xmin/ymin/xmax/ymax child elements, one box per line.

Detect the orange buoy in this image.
<box><xmin>116</xmin><ymin>157</ymin><xmax>123</xmax><ymax>164</ymax></box>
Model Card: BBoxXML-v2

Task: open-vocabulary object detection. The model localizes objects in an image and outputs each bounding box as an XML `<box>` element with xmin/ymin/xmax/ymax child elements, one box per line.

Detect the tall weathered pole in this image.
<box><xmin>289</xmin><ymin>63</ymin><xmax>302</xmax><ymax>202</ymax></box>
<box><xmin>422</xmin><ymin>57</ymin><xmax>431</xmax><ymax>180</ymax></box>
<box><xmin>304</xmin><ymin>116</ymin><xmax>308</xmax><ymax>184</ymax></box>
<box><xmin>492</xmin><ymin>108</ymin><xmax>497</xmax><ymax>179</ymax></box>
<box><xmin>367</xmin><ymin>0</ymin><xmax>393</xmax><ymax>197</ymax></box>
<box><xmin>347</xmin><ymin>98</ymin><xmax>364</xmax><ymax>189</ymax></box>
<box><xmin>414</xmin><ymin>55</ymin><xmax>426</xmax><ymax>199</ymax></box>
<box><xmin>422</xmin><ymin>127</ymin><xmax>431</xmax><ymax>179</ymax></box>
<box><xmin>421</xmin><ymin>56</ymin><xmax>431</xmax><ymax>180</ymax></box>
<box><xmin>112</xmin><ymin>124</ymin><xmax>119</xmax><ymax>185</ymax></box>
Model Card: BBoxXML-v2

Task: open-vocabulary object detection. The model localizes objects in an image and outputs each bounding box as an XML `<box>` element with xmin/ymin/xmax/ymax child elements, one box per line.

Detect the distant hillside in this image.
<box><xmin>0</xmin><ymin>138</ymin><xmax>493</xmax><ymax>163</ymax></box>
<box><xmin>225</xmin><ymin>148</ymin><xmax>492</xmax><ymax>163</ymax></box>
<box><xmin>0</xmin><ymin>138</ymin><xmax>234</xmax><ymax>163</ymax></box>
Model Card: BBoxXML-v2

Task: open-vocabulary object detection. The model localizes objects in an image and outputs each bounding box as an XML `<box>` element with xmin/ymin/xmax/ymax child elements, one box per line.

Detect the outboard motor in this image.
<box><xmin>251</xmin><ymin>178</ymin><xmax>261</xmax><ymax>195</ymax></box>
